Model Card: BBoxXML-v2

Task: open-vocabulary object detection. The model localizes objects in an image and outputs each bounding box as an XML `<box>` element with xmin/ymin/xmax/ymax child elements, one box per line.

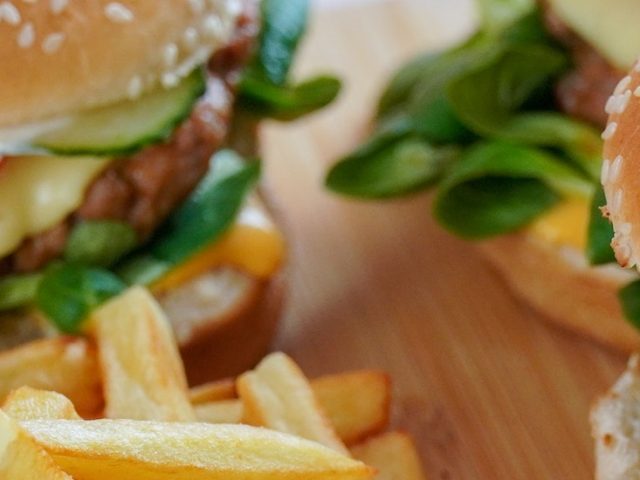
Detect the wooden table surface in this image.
<box><xmin>263</xmin><ymin>1</ymin><xmax>628</xmax><ymax>477</ymax></box>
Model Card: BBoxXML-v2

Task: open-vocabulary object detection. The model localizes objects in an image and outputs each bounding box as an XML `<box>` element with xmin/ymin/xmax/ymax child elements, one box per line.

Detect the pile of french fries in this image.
<box><xmin>0</xmin><ymin>286</ymin><xmax>426</xmax><ymax>479</ymax></box>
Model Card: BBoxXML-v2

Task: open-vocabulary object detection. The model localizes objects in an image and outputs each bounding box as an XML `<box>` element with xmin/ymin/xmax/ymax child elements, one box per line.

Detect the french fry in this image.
<box><xmin>0</xmin><ymin>337</ymin><xmax>102</xmax><ymax>417</ymax></box>
<box><xmin>237</xmin><ymin>352</ymin><xmax>349</xmax><ymax>455</ymax></box>
<box><xmin>88</xmin><ymin>286</ymin><xmax>195</xmax><ymax>421</ymax></box>
<box><xmin>351</xmin><ymin>432</ymin><xmax>427</xmax><ymax>480</ymax></box>
<box><xmin>312</xmin><ymin>371</ymin><xmax>391</xmax><ymax>445</ymax></box>
<box><xmin>189</xmin><ymin>378</ymin><xmax>236</xmax><ymax>404</ymax></box>
<box><xmin>193</xmin><ymin>371</ymin><xmax>391</xmax><ymax>446</ymax></box>
<box><xmin>3</xmin><ymin>387</ymin><xmax>81</xmax><ymax>420</ymax></box>
<box><xmin>21</xmin><ymin>419</ymin><xmax>375</xmax><ymax>479</ymax></box>
<box><xmin>194</xmin><ymin>400</ymin><xmax>243</xmax><ymax>424</ymax></box>
<box><xmin>0</xmin><ymin>410</ymin><xmax>72</xmax><ymax>479</ymax></box>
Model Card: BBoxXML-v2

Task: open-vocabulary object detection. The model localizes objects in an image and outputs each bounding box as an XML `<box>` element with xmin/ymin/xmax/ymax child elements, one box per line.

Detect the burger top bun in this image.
<box><xmin>602</xmin><ymin>66</ymin><xmax>640</xmax><ymax>270</ymax></box>
<box><xmin>0</xmin><ymin>0</ymin><xmax>245</xmax><ymax>127</ymax></box>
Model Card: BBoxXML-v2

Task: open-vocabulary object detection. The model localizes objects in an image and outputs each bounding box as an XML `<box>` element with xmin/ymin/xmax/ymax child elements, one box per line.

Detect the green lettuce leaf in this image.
<box><xmin>36</xmin><ymin>263</ymin><xmax>126</xmax><ymax>333</ymax></box>
<box><xmin>587</xmin><ymin>186</ymin><xmax>616</xmax><ymax>265</ymax></box>
<box><xmin>433</xmin><ymin>142</ymin><xmax>589</xmax><ymax>238</ymax></box>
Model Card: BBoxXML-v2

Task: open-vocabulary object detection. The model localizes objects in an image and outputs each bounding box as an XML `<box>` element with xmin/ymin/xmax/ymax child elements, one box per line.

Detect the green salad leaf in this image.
<box><xmin>0</xmin><ymin>274</ymin><xmax>42</xmax><ymax>311</ymax></box>
<box><xmin>447</xmin><ymin>44</ymin><xmax>602</xmax><ymax>180</ymax></box>
<box><xmin>620</xmin><ymin>280</ymin><xmax>640</xmax><ymax>330</ymax></box>
<box><xmin>252</xmin><ymin>0</ymin><xmax>309</xmax><ymax>86</ymax></box>
<box><xmin>327</xmin><ymin>136</ymin><xmax>458</xmax><ymax>198</ymax></box>
<box><xmin>238</xmin><ymin>75</ymin><xmax>340</xmax><ymax>120</ymax></box>
<box><xmin>446</xmin><ymin>45</ymin><xmax>567</xmax><ymax>128</ymax></box>
<box><xmin>239</xmin><ymin>0</ymin><xmax>341</xmax><ymax>122</ymax></box>
<box><xmin>64</xmin><ymin>221</ymin><xmax>137</xmax><ymax>267</ymax></box>
<box><xmin>36</xmin><ymin>263</ymin><xmax>126</xmax><ymax>333</ymax></box>
<box><xmin>434</xmin><ymin>142</ymin><xmax>589</xmax><ymax>238</ymax></box>
<box><xmin>587</xmin><ymin>186</ymin><xmax>616</xmax><ymax>265</ymax></box>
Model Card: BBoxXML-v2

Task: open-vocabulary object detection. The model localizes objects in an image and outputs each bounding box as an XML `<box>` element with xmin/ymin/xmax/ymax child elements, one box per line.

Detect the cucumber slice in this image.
<box><xmin>33</xmin><ymin>69</ymin><xmax>206</xmax><ymax>156</ymax></box>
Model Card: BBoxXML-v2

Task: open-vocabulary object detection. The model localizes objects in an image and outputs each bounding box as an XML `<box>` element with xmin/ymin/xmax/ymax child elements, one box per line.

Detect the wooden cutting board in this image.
<box><xmin>263</xmin><ymin>1</ymin><xmax>628</xmax><ymax>477</ymax></box>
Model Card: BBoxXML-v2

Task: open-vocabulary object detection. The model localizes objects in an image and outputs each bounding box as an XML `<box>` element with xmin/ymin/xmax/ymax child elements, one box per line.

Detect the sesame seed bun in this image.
<box><xmin>0</xmin><ymin>0</ymin><xmax>245</xmax><ymax>127</ymax></box>
<box><xmin>592</xmin><ymin>354</ymin><xmax>640</xmax><ymax>479</ymax></box>
<box><xmin>478</xmin><ymin>233</ymin><xmax>639</xmax><ymax>351</ymax></box>
<box><xmin>602</xmin><ymin>67</ymin><xmax>640</xmax><ymax>270</ymax></box>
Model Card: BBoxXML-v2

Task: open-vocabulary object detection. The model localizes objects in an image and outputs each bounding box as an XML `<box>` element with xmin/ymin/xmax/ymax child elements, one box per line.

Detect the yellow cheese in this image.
<box><xmin>0</xmin><ymin>156</ymin><xmax>110</xmax><ymax>258</ymax></box>
<box><xmin>152</xmin><ymin>199</ymin><xmax>285</xmax><ymax>293</ymax></box>
<box><xmin>527</xmin><ymin>195</ymin><xmax>590</xmax><ymax>250</ymax></box>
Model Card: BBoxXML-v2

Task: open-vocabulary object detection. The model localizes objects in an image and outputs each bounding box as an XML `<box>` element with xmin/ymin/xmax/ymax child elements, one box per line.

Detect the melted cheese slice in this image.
<box><xmin>152</xmin><ymin>197</ymin><xmax>285</xmax><ymax>293</ymax></box>
<box><xmin>0</xmin><ymin>156</ymin><xmax>110</xmax><ymax>258</ymax></box>
<box><xmin>527</xmin><ymin>195</ymin><xmax>590</xmax><ymax>251</ymax></box>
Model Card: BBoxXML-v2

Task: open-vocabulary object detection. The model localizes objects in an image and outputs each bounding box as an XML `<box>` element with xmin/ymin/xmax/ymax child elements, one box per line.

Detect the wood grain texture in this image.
<box><xmin>263</xmin><ymin>1</ymin><xmax>628</xmax><ymax>477</ymax></box>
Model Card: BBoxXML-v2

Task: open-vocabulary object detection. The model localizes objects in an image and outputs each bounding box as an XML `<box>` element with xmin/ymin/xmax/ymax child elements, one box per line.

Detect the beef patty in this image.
<box><xmin>1</xmin><ymin>3</ymin><xmax>258</xmax><ymax>275</ymax></box>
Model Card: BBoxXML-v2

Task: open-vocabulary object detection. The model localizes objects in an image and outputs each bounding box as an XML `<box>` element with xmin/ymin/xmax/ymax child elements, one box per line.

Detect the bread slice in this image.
<box><xmin>478</xmin><ymin>233</ymin><xmax>639</xmax><ymax>351</ymax></box>
<box><xmin>592</xmin><ymin>354</ymin><xmax>640</xmax><ymax>479</ymax></box>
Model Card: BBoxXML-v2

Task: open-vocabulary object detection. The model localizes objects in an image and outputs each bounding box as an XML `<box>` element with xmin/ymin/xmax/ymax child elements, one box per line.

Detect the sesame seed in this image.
<box><xmin>49</xmin><ymin>0</ymin><xmax>68</xmax><ymax>14</ymax></box>
<box><xmin>226</xmin><ymin>0</ymin><xmax>242</xmax><ymax>16</ymax></box>
<box><xmin>188</xmin><ymin>0</ymin><xmax>204</xmax><ymax>14</ymax></box>
<box><xmin>182</xmin><ymin>27</ymin><xmax>198</xmax><ymax>50</ymax></box>
<box><xmin>127</xmin><ymin>76</ymin><xmax>143</xmax><ymax>99</ymax></box>
<box><xmin>610</xmin><ymin>155</ymin><xmax>624</xmax><ymax>183</ymax></box>
<box><xmin>620</xmin><ymin>222</ymin><xmax>633</xmax><ymax>235</ymax></box>
<box><xmin>602</xmin><ymin>122</ymin><xmax>618</xmax><ymax>140</ymax></box>
<box><xmin>613</xmin><ymin>188</ymin><xmax>623</xmax><ymax>212</ymax></box>
<box><xmin>615</xmin><ymin>76</ymin><xmax>632</xmax><ymax>96</ymax></box>
<box><xmin>104</xmin><ymin>2</ymin><xmax>133</xmax><ymax>23</ymax></box>
<box><xmin>17</xmin><ymin>21</ymin><xmax>34</xmax><ymax>48</ymax></box>
<box><xmin>601</xmin><ymin>158</ymin><xmax>611</xmax><ymax>184</ymax></box>
<box><xmin>616</xmin><ymin>242</ymin><xmax>633</xmax><ymax>267</ymax></box>
<box><xmin>634</xmin><ymin>86</ymin><xmax>640</xmax><ymax>98</ymax></box>
<box><xmin>605</xmin><ymin>95</ymin><xmax>616</xmax><ymax>115</ymax></box>
<box><xmin>0</xmin><ymin>2</ymin><xmax>21</xmax><ymax>25</ymax></box>
<box><xmin>635</xmin><ymin>63</ymin><xmax>640</xmax><ymax>72</ymax></box>
<box><xmin>163</xmin><ymin>43</ymin><xmax>179</xmax><ymax>68</ymax></box>
<box><xmin>42</xmin><ymin>32</ymin><xmax>65</xmax><ymax>53</ymax></box>
<box><xmin>161</xmin><ymin>72</ymin><xmax>179</xmax><ymax>88</ymax></box>
<box><xmin>201</xmin><ymin>14</ymin><xmax>222</xmax><ymax>38</ymax></box>
<box><xmin>616</xmin><ymin>90</ymin><xmax>632</xmax><ymax>114</ymax></box>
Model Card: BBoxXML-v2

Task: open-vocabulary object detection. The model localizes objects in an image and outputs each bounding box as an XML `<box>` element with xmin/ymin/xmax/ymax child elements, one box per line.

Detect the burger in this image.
<box><xmin>590</xmin><ymin>10</ymin><xmax>640</xmax><ymax>475</ymax></box>
<box><xmin>326</xmin><ymin>0</ymin><xmax>640</xmax><ymax>351</ymax></box>
<box><xmin>0</xmin><ymin>0</ymin><xmax>339</xmax><ymax>384</ymax></box>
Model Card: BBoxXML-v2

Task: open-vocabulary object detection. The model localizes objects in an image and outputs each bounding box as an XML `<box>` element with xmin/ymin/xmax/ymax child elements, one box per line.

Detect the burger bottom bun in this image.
<box><xmin>164</xmin><ymin>267</ymin><xmax>286</xmax><ymax>385</ymax></box>
<box><xmin>591</xmin><ymin>354</ymin><xmax>640</xmax><ymax>480</ymax></box>
<box><xmin>478</xmin><ymin>233</ymin><xmax>639</xmax><ymax>352</ymax></box>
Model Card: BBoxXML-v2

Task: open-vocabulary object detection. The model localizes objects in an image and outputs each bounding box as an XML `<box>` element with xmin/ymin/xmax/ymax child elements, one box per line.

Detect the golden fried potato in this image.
<box><xmin>189</xmin><ymin>378</ymin><xmax>236</xmax><ymax>404</ymax></box>
<box><xmin>21</xmin><ymin>419</ymin><xmax>374</xmax><ymax>479</ymax></box>
<box><xmin>313</xmin><ymin>371</ymin><xmax>390</xmax><ymax>445</ymax></box>
<box><xmin>3</xmin><ymin>387</ymin><xmax>81</xmax><ymax>421</ymax></box>
<box><xmin>88</xmin><ymin>287</ymin><xmax>194</xmax><ymax>421</ymax></box>
<box><xmin>237</xmin><ymin>352</ymin><xmax>349</xmax><ymax>455</ymax></box>
<box><xmin>351</xmin><ymin>432</ymin><xmax>427</xmax><ymax>480</ymax></box>
<box><xmin>0</xmin><ymin>337</ymin><xmax>102</xmax><ymax>417</ymax></box>
<box><xmin>194</xmin><ymin>400</ymin><xmax>243</xmax><ymax>424</ymax></box>
<box><xmin>0</xmin><ymin>410</ymin><xmax>72</xmax><ymax>479</ymax></box>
